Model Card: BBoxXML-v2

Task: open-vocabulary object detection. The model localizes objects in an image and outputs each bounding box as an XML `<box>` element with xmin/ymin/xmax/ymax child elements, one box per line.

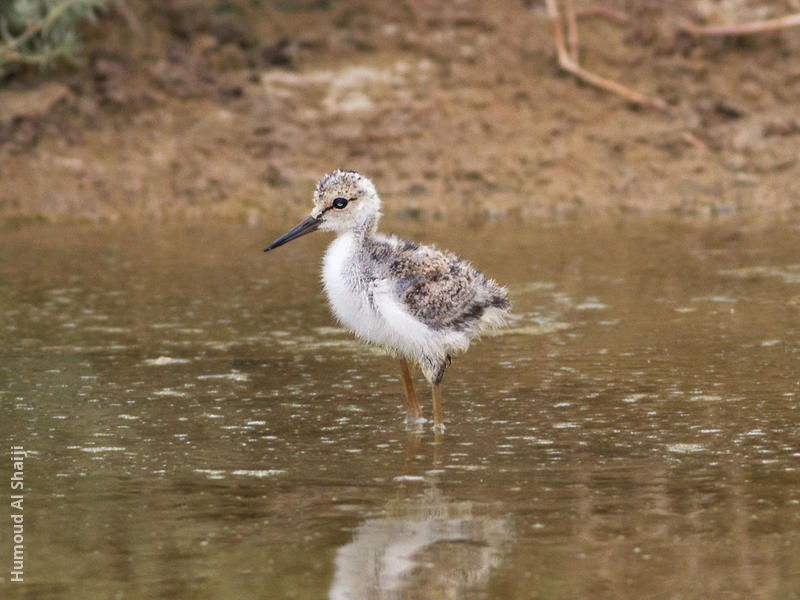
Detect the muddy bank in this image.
<box><xmin>1</xmin><ymin>0</ymin><xmax>799</xmax><ymax>224</ymax></box>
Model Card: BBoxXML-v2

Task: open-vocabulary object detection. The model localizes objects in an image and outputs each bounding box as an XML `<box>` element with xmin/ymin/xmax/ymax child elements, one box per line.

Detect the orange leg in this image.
<box><xmin>399</xmin><ymin>358</ymin><xmax>423</xmax><ymax>423</ymax></box>
<box><xmin>431</xmin><ymin>383</ymin><xmax>444</xmax><ymax>432</ymax></box>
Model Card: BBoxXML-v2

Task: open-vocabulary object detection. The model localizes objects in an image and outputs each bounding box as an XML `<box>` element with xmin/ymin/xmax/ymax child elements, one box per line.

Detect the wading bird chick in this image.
<box><xmin>264</xmin><ymin>170</ymin><xmax>510</xmax><ymax>430</ymax></box>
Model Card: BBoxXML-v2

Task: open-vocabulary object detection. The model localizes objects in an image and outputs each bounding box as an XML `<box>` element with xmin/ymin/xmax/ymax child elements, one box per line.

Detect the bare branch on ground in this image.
<box><xmin>679</xmin><ymin>12</ymin><xmax>800</xmax><ymax>36</ymax></box>
<box><xmin>544</xmin><ymin>0</ymin><xmax>670</xmax><ymax>112</ymax></box>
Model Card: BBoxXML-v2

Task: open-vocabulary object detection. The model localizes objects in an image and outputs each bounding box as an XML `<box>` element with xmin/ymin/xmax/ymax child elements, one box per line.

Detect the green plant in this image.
<box><xmin>0</xmin><ymin>0</ymin><xmax>107</xmax><ymax>79</ymax></box>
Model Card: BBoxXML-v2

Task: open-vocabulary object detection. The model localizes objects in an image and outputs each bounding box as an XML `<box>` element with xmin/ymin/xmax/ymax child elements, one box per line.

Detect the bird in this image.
<box><xmin>264</xmin><ymin>170</ymin><xmax>510</xmax><ymax>430</ymax></box>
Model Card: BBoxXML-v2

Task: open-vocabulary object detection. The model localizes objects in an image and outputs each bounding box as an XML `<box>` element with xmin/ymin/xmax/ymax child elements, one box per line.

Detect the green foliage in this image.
<box><xmin>0</xmin><ymin>0</ymin><xmax>107</xmax><ymax>78</ymax></box>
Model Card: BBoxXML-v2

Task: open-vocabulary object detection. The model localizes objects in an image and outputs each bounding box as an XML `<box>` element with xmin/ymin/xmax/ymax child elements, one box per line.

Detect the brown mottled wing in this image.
<box><xmin>390</xmin><ymin>244</ymin><xmax>486</xmax><ymax>331</ymax></box>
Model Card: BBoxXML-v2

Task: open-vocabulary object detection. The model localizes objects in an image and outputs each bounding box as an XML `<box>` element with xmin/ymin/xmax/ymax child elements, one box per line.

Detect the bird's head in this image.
<box><xmin>264</xmin><ymin>170</ymin><xmax>382</xmax><ymax>252</ymax></box>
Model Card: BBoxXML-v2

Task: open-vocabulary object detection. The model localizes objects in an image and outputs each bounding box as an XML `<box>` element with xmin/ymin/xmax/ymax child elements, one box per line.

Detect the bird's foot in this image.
<box><xmin>404</xmin><ymin>415</ymin><xmax>427</xmax><ymax>431</ymax></box>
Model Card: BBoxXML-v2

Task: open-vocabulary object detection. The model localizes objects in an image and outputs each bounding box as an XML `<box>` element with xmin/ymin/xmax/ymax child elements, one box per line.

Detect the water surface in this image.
<box><xmin>1</xmin><ymin>218</ymin><xmax>799</xmax><ymax>599</ymax></box>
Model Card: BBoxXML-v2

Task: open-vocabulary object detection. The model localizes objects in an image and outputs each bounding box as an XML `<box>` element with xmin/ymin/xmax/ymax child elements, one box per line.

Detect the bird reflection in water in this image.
<box><xmin>329</xmin><ymin>435</ymin><xmax>511</xmax><ymax>599</ymax></box>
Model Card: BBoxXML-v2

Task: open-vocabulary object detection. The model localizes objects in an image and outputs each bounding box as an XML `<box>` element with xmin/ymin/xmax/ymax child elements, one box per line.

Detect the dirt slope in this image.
<box><xmin>1</xmin><ymin>0</ymin><xmax>799</xmax><ymax>223</ymax></box>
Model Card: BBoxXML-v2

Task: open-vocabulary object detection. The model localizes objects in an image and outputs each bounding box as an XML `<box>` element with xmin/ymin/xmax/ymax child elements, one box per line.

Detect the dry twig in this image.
<box><xmin>576</xmin><ymin>3</ymin><xmax>629</xmax><ymax>25</ymax></box>
<box><xmin>544</xmin><ymin>0</ymin><xmax>670</xmax><ymax>112</ymax></box>
<box><xmin>563</xmin><ymin>0</ymin><xmax>579</xmax><ymax>62</ymax></box>
<box><xmin>680</xmin><ymin>131</ymin><xmax>707</xmax><ymax>152</ymax></box>
<box><xmin>680</xmin><ymin>12</ymin><xmax>800</xmax><ymax>36</ymax></box>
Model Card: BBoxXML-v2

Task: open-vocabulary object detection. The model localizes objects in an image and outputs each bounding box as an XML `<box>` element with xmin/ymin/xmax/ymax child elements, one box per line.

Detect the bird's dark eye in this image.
<box><xmin>332</xmin><ymin>197</ymin><xmax>349</xmax><ymax>209</ymax></box>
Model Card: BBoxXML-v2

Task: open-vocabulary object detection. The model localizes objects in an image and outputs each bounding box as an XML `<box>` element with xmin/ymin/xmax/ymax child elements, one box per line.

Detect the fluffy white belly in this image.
<box><xmin>321</xmin><ymin>234</ymin><xmax>451</xmax><ymax>358</ymax></box>
<box><xmin>322</xmin><ymin>234</ymin><xmax>368</xmax><ymax>334</ymax></box>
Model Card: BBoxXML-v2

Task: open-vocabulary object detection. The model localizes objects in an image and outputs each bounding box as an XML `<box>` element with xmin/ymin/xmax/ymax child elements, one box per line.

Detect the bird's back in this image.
<box><xmin>364</xmin><ymin>234</ymin><xmax>510</xmax><ymax>335</ymax></box>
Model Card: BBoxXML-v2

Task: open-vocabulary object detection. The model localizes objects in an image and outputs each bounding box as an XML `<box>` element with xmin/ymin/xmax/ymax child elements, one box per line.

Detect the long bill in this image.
<box><xmin>264</xmin><ymin>215</ymin><xmax>322</xmax><ymax>252</ymax></box>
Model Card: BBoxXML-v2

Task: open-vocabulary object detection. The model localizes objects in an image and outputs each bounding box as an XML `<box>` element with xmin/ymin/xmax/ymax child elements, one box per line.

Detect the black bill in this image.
<box><xmin>264</xmin><ymin>215</ymin><xmax>322</xmax><ymax>252</ymax></box>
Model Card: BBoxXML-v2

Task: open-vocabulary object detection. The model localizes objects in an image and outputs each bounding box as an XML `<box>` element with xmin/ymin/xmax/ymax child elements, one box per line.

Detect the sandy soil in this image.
<box><xmin>1</xmin><ymin>0</ymin><xmax>800</xmax><ymax>224</ymax></box>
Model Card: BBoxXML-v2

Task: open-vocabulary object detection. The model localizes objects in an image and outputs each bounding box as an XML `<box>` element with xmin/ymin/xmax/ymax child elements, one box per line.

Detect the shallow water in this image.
<box><xmin>1</xmin><ymin>218</ymin><xmax>799</xmax><ymax>599</ymax></box>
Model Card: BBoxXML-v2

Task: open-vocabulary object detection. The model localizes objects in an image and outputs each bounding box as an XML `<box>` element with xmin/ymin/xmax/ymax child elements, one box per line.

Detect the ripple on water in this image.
<box><xmin>691</xmin><ymin>295</ymin><xmax>737</xmax><ymax>303</ymax></box>
<box><xmin>575</xmin><ymin>301</ymin><xmax>608</xmax><ymax>310</ymax></box>
<box><xmin>720</xmin><ymin>264</ymin><xmax>800</xmax><ymax>284</ymax></box>
<box><xmin>152</xmin><ymin>388</ymin><xmax>188</xmax><ymax>397</ymax></box>
<box><xmin>144</xmin><ymin>356</ymin><xmax>191</xmax><ymax>366</ymax></box>
<box><xmin>194</xmin><ymin>469</ymin><xmax>226</xmax><ymax>480</ymax></box>
<box><xmin>230</xmin><ymin>469</ymin><xmax>287</xmax><ymax>477</ymax></box>
<box><xmin>666</xmin><ymin>443</ymin><xmax>706</xmax><ymax>454</ymax></box>
<box><xmin>197</xmin><ymin>371</ymin><xmax>250</xmax><ymax>382</ymax></box>
<box><xmin>82</xmin><ymin>326</ymin><xmax>130</xmax><ymax>334</ymax></box>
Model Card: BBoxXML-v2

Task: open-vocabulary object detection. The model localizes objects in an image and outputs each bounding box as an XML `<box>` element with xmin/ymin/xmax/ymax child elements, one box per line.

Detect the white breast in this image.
<box><xmin>321</xmin><ymin>233</ymin><xmax>451</xmax><ymax>360</ymax></box>
<box><xmin>322</xmin><ymin>233</ymin><xmax>363</xmax><ymax>333</ymax></box>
